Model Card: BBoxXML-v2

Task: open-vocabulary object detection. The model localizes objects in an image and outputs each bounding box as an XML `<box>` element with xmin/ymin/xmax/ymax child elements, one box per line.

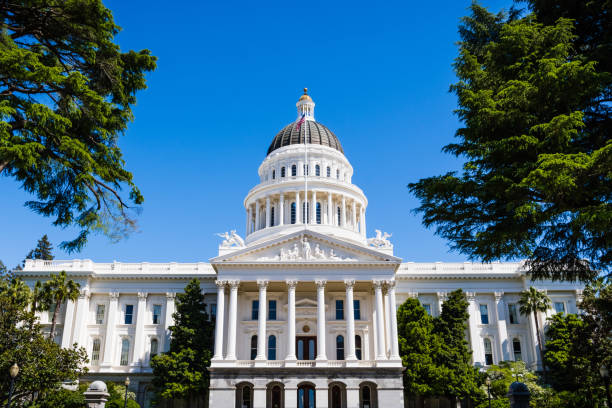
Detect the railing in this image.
<box><xmin>229</xmin><ymin>360</ymin><xmax>377</xmax><ymax>368</ymax></box>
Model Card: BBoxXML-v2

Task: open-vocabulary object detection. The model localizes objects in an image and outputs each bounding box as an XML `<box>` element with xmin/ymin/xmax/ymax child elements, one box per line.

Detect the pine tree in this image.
<box><xmin>25</xmin><ymin>235</ymin><xmax>55</xmax><ymax>262</ymax></box>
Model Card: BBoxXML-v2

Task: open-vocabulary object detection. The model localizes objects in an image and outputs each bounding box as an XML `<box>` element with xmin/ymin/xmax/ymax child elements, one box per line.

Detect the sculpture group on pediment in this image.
<box><xmin>367</xmin><ymin>229</ymin><xmax>392</xmax><ymax>248</ymax></box>
<box><xmin>216</xmin><ymin>230</ymin><xmax>246</xmax><ymax>248</ymax></box>
<box><xmin>257</xmin><ymin>237</ymin><xmax>357</xmax><ymax>262</ymax></box>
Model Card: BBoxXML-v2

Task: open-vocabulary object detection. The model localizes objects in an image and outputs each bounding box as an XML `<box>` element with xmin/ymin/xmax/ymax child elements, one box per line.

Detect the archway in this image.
<box><xmin>266</xmin><ymin>382</ymin><xmax>284</xmax><ymax>408</ymax></box>
<box><xmin>236</xmin><ymin>382</ymin><xmax>254</xmax><ymax>408</ymax></box>
<box><xmin>328</xmin><ymin>382</ymin><xmax>347</xmax><ymax>408</ymax></box>
<box><xmin>359</xmin><ymin>382</ymin><xmax>378</xmax><ymax>408</ymax></box>
<box><xmin>297</xmin><ymin>382</ymin><xmax>316</xmax><ymax>408</ymax></box>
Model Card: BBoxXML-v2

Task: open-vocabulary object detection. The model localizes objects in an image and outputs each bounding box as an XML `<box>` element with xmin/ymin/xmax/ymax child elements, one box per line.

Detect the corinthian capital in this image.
<box><xmin>344</xmin><ymin>279</ymin><xmax>355</xmax><ymax>289</ymax></box>
<box><xmin>215</xmin><ymin>280</ymin><xmax>226</xmax><ymax>289</ymax></box>
<box><xmin>257</xmin><ymin>279</ymin><xmax>269</xmax><ymax>289</ymax></box>
<box><xmin>227</xmin><ymin>279</ymin><xmax>241</xmax><ymax>289</ymax></box>
<box><xmin>315</xmin><ymin>279</ymin><xmax>327</xmax><ymax>288</ymax></box>
<box><xmin>372</xmin><ymin>279</ymin><xmax>385</xmax><ymax>290</ymax></box>
<box><xmin>286</xmin><ymin>279</ymin><xmax>299</xmax><ymax>289</ymax></box>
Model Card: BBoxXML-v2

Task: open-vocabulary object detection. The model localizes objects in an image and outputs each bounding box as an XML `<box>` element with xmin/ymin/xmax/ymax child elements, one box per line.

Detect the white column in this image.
<box><xmin>61</xmin><ymin>299</ymin><xmax>76</xmax><ymax>348</ymax></box>
<box><xmin>373</xmin><ymin>280</ymin><xmax>386</xmax><ymax>360</ymax></box>
<box><xmin>387</xmin><ymin>280</ymin><xmax>400</xmax><ymax>360</ymax></box>
<box><xmin>351</xmin><ymin>200</ymin><xmax>357</xmax><ymax>231</ymax></box>
<box><xmin>383</xmin><ymin>287</ymin><xmax>392</xmax><ymax>357</ymax></box>
<box><xmin>101</xmin><ymin>291</ymin><xmax>119</xmax><ymax>368</ymax></box>
<box><xmin>466</xmin><ymin>292</ymin><xmax>483</xmax><ymax>366</ymax></box>
<box><xmin>327</xmin><ymin>193</ymin><xmax>333</xmax><ymax>225</ymax></box>
<box><xmin>265</xmin><ymin>196</ymin><xmax>271</xmax><ymax>228</ymax></box>
<box><xmin>255</xmin><ymin>200</ymin><xmax>260</xmax><ymax>231</ymax></box>
<box><xmin>295</xmin><ymin>191</ymin><xmax>301</xmax><ymax>224</ymax></box>
<box><xmin>256</xmin><ymin>280</ymin><xmax>268</xmax><ymax>360</ymax></box>
<box><xmin>132</xmin><ymin>292</ymin><xmax>148</xmax><ymax>367</ymax></box>
<box><xmin>345</xmin><ymin>279</ymin><xmax>357</xmax><ymax>360</ymax></box>
<box><xmin>360</xmin><ymin>205</ymin><xmax>366</xmax><ymax>236</ymax></box>
<box><xmin>164</xmin><ymin>292</ymin><xmax>176</xmax><ymax>352</ymax></box>
<box><xmin>286</xmin><ymin>280</ymin><xmax>297</xmax><ymax>360</ymax></box>
<box><xmin>316</xmin><ymin>279</ymin><xmax>327</xmax><ymax>360</ymax></box>
<box><xmin>74</xmin><ymin>289</ymin><xmax>91</xmax><ymax>348</ymax></box>
<box><xmin>311</xmin><ymin>190</ymin><xmax>317</xmax><ymax>224</ymax></box>
<box><xmin>495</xmin><ymin>292</ymin><xmax>509</xmax><ymax>361</ymax></box>
<box><xmin>279</xmin><ymin>193</ymin><xmax>284</xmax><ymax>226</ymax></box>
<box><xmin>246</xmin><ymin>207</ymin><xmax>250</xmax><ymax>234</ymax></box>
<box><xmin>213</xmin><ymin>281</ymin><xmax>226</xmax><ymax>360</ymax></box>
<box><xmin>341</xmin><ymin>195</ymin><xmax>346</xmax><ymax>227</ymax></box>
<box><xmin>225</xmin><ymin>280</ymin><xmax>240</xmax><ymax>360</ymax></box>
<box><xmin>436</xmin><ymin>291</ymin><xmax>447</xmax><ymax>317</ymax></box>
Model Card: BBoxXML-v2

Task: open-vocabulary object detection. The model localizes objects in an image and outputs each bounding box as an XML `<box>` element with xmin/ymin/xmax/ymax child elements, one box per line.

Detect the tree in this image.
<box><xmin>40</xmin><ymin>271</ymin><xmax>80</xmax><ymax>339</ymax></box>
<box><xmin>151</xmin><ymin>279</ymin><xmax>214</xmax><ymax>407</ymax></box>
<box><xmin>0</xmin><ymin>0</ymin><xmax>157</xmax><ymax>252</ymax></box>
<box><xmin>408</xmin><ymin>2</ymin><xmax>611</xmax><ymax>282</ymax></box>
<box><xmin>518</xmin><ymin>286</ymin><xmax>550</xmax><ymax>374</ymax></box>
<box><xmin>25</xmin><ymin>234</ymin><xmax>54</xmax><ymax>261</ymax></box>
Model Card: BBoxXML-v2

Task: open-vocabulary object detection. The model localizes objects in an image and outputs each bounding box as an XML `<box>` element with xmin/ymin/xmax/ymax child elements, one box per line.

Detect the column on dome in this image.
<box><xmin>74</xmin><ymin>289</ymin><xmax>91</xmax><ymax>348</ymax></box>
<box><xmin>213</xmin><ymin>281</ymin><xmax>226</xmax><ymax>360</ymax></box>
<box><xmin>466</xmin><ymin>292</ymin><xmax>484</xmax><ymax>365</ymax></box>
<box><xmin>311</xmin><ymin>190</ymin><xmax>317</xmax><ymax>224</ymax></box>
<box><xmin>373</xmin><ymin>280</ymin><xmax>386</xmax><ymax>360</ymax></box>
<box><xmin>246</xmin><ymin>205</ymin><xmax>252</xmax><ymax>234</ymax></box>
<box><xmin>295</xmin><ymin>191</ymin><xmax>301</xmax><ymax>224</ymax></box>
<box><xmin>345</xmin><ymin>279</ymin><xmax>357</xmax><ymax>360</ymax></box>
<box><xmin>265</xmin><ymin>196</ymin><xmax>271</xmax><ymax>228</ymax></box>
<box><xmin>327</xmin><ymin>193</ymin><xmax>333</xmax><ymax>225</ymax></box>
<box><xmin>286</xmin><ymin>280</ymin><xmax>298</xmax><ymax>360</ymax></box>
<box><xmin>255</xmin><ymin>200</ymin><xmax>261</xmax><ymax>231</ymax></box>
<box><xmin>132</xmin><ymin>292</ymin><xmax>148</xmax><ymax>366</ymax></box>
<box><xmin>495</xmin><ymin>292</ymin><xmax>509</xmax><ymax>361</ymax></box>
<box><xmin>279</xmin><ymin>193</ymin><xmax>284</xmax><ymax>226</ymax></box>
<box><xmin>164</xmin><ymin>292</ymin><xmax>176</xmax><ymax>352</ymax></box>
<box><xmin>101</xmin><ymin>291</ymin><xmax>119</xmax><ymax>368</ymax></box>
<box><xmin>341</xmin><ymin>196</ymin><xmax>347</xmax><ymax>227</ymax></box>
<box><xmin>225</xmin><ymin>280</ymin><xmax>240</xmax><ymax>360</ymax></box>
<box><xmin>351</xmin><ymin>200</ymin><xmax>357</xmax><ymax>231</ymax></box>
<box><xmin>387</xmin><ymin>280</ymin><xmax>400</xmax><ymax>360</ymax></box>
<box><xmin>60</xmin><ymin>298</ymin><xmax>76</xmax><ymax>348</ymax></box>
<box><xmin>256</xmin><ymin>280</ymin><xmax>268</xmax><ymax>360</ymax></box>
<box><xmin>315</xmin><ymin>279</ymin><xmax>327</xmax><ymax>360</ymax></box>
<box><xmin>360</xmin><ymin>205</ymin><xmax>366</xmax><ymax>236</ymax></box>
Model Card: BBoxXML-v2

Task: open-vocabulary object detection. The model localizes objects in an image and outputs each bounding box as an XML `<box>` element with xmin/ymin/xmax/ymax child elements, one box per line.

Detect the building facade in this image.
<box><xmin>18</xmin><ymin>91</ymin><xmax>583</xmax><ymax>408</ymax></box>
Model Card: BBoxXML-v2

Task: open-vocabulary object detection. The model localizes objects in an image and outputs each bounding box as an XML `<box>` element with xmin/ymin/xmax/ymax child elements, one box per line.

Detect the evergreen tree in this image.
<box><xmin>409</xmin><ymin>2</ymin><xmax>611</xmax><ymax>282</ymax></box>
<box><xmin>151</xmin><ymin>279</ymin><xmax>214</xmax><ymax>407</ymax></box>
<box><xmin>40</xmin><ymin>271</ymin><xmax>80</xmax><ymax>340</ymax></box>
<box><xmin>518</xmin><ymin>287</ymin><xmax>551</xmax><ymax>375</ymax></box>
<box><xmin>25</xmin><ymin>235</ymin><xmax>54</xmax><ymax>262</ymax></box>
<box><xmin>0</xmin><ymin>0</ymin><xmax>157</xmax><ymax>252</ymax></box>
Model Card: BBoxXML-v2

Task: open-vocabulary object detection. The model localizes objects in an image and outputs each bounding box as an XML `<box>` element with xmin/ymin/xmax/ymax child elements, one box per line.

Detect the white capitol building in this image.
<box><xmin>18</xmin><ymin>90</ymin><xmax>582</xmax><ymax>408</ymax></box>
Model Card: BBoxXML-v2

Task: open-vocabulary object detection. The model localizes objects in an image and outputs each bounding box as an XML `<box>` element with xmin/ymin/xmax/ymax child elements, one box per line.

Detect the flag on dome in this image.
<box><xmin>296</xmin><ymin>113</ymin><xmax>305</xmax><ymax>131</ymax></box>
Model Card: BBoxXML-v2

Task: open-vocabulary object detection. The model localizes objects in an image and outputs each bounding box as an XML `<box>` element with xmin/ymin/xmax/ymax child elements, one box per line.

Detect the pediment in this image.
<box><xmin>210</xmin><ymin>231</ymin><xmax>401</xmax><ymax>264</ymax></box>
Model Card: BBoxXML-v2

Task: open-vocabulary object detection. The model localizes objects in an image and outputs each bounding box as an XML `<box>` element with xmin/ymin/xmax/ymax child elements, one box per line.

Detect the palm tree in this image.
<box><xmin>518</xmin><ymin>286</ymin><xmax>551</xmax><ymax>375</ymax></box>
<box><xmin>41</xmin><ymin>271</ymin><xmax>80</xmax><ymax>340</ymax></box>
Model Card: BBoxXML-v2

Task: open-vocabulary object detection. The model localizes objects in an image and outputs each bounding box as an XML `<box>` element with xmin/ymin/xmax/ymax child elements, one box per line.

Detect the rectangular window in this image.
<box><xmin>120</xmin><ymin>339</ymin><xmax>130</xmax><ymax>366</ymax></box>
<box><xmin>268</xmin><ymin>300</ymin><xmax>277</xmax><ymax>320</ymax></box>
<box><xmin>508</xmin><ymin>304</ymin><xmax>519</xmax><ymax>324</ymax></box>
<box><xmin>480</xmin><ymin>304</ymin><xmax>489</xmax><ymax>324</ymax></box>
<box><xmin>91</xmin><ymin>339</ymin><xmax>101</xmax><ymax>365</ymax></box>
<box><xmin>95</xmin><ymin>304</ymin><xmax>105</xmax><ymax>324</ymax></box>
<box><xmin>252</xmin><ymin>300</ymin><xmax>259</xmax><ymax>320</ymax></box>
<box><xmin>336</xmin><ymin>299</ymin><xmax>344</xmax><ymax>320</ymax></box>
<box><xmin>353</xmin><ymin>300</ymin><xmax>361</xmax><ymax>320</ymax></box>
<box><xmin>513</xmin><ymin>339</ymin><xmax>522</xmax><ymax>361</ymax></box>
<box><xmin>210</xmin><ymin>304</ymin><xmax>217</xmax><ymax>322</ymax></box>
<box><xmin>422</xmin><ymin>304</ymin><xmax>431</xmax><ymax>316</ymax></box>
<box><xmin>124</xmin><ymin>304</ymin><xmax>134</xmax><ymax>325</ymax></box>
<box><xmin>484</xmin><ymin>338</ymin><xmax>493</xmax><ymax>365</ymax></box>
<box><xmin>152</xmin><ymin>304</ymin><xmax>162</xmax><ymax>324</ymax></box>
<box><xmin>554</xmin><ymin>302</ymin><xmax>565</xmax><ymax>315</ymax></box>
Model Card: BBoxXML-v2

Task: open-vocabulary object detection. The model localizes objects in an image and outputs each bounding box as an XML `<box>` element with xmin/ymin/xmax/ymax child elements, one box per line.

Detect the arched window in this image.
<box><xmin>272</xmin><ymin>170</ymin><xmax>275</xmax><ymax>180</ymax></box>
<box><xmin>336</xmin><ymin>169</ymin><xmax>340</xmax><ymax>179</ymax></box>
<box><xmin>297</xmin><ymin>384</ymin><xmax>315</xmax><ymax>408</ymax></box>
<box><xmin>120</xmin><ymin>338</ymin><xmax>130</xmax><ymax>366</ymax></box>
<box><xmin>326</xmin><ymin>166</ymin><xmax>331</xmax><ymax>177</ymax></box>
<box><xmin>91</xmin><ymin>338</ymin><xmax>101</xmax><ymax>365</ymax></box>
<box><xmin>236</xmin><ymin>383</ymin><xmax>253</xmax><ymax>408</ymax></box>
<box><xmin>302</xmin><ymin>202</ymin><xmax>309</xmax><ymax>224</ymax></box>
<box><xmin>150</xmin><ymin>338</ymin><xmax>159</xmax><ymax>359</ymax></box>
<box><xmin>513</xmin><ymin>339</ymin><xmax>522</xmax><ymax>361</ymax></box>
<box><xmin>355</xmin><ymin>335</ymin><xmax>362</xmax><ymax>360</ymax></box>
<box><xmin>483</xmin><ymin>338</ymin><xmax>493</xmax><ymax>365</ymax></box>
<box><xmin>291</xmin><ymin>165</ymin><xmax>297</xmax><ymax>177</ymax></box>
<box><xmin>250</xmin><ymin>335</ymin><xmax>258</xmax><ymax>360</ymax></box>
<box><xmin>281</xmin><ymin>167</ymin><xmax>286</xmax><ymax>178</ymax></box>
<box><xmin>337</xmin><ymin>206</ymin><xmax>341</xmax><ymax>226</ymax></box>
<box><xmin>359</xmin><ymin>383</ymin><xmax>377</xmax><ymax>408</ymax></box>
<box><xmin>336</xmin><ymin>335</ymin><xmax>344</xmax><ymax>360</ymax></box>
<box><xmin>291</xmin><ymin>202</ymin><xmax>296</xmax><ymax>224</ymax></box>
<box><xmin>316</xmin><ymin>202</ymin><xmax>321</xmax><ymax>224</ymax></box>
<box><xmin>315</xmin><ymin>164</ymin><xmax>320</xmax><ymax>176</ymax></box>
<box><xmin>331</xmin><ymin>385</ymin><xmax>342</xmax><ymax>408</ymax></box>
<box><xmin>268</xmin><ymin>335</ymin><xmax>277</xmax><ymax>360</ymax></box>
<box><xmin>270</xmin><ymin>207</ymin><xmax>275</xmax><ymax>227</ymax></box>
<box><xmin>268</xmin><ymin>384</ymin><xmax>283</xmax><ymax>408</ymax></box>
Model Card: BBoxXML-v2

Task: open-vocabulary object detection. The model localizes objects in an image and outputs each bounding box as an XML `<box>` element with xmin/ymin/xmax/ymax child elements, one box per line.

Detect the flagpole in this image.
<box><xmin>304</xmin><ymin>97</ymin><xmax>308</xmax><ymax>229</ymax></box>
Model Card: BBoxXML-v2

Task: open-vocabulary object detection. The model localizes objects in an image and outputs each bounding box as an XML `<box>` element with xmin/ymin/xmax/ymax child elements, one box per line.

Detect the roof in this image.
<box><xmin>267</xmin><ymin>120</ymin><xmax>344</xmax><ymax>155</ymax></box>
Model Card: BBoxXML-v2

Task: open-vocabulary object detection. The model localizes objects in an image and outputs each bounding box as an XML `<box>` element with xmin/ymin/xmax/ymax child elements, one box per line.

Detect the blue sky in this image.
<box><xmin>0</xmin><ymin>0</ymin><xmax>515</xmax><ymax>268</ymax></box>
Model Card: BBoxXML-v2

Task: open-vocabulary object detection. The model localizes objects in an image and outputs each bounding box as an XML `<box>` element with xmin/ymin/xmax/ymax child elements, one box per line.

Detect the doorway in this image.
<box><xmin>296</xmin><ymin>336</ymin><xmax>317</xmax><ymax>360</ymax></box>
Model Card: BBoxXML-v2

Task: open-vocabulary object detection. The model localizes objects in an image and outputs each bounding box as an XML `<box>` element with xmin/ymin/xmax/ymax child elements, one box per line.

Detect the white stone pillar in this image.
<box><xmin>436</xmin><ymin>291</ymin><xmax>447</xmax><ymax>317</ymax></box>
<box><xmin>75</xmin><ymin>289</ymin><xmax>91</xmax><ymax>348</ymax></box>
<box><xmin>345</xmin><ymin>279</ymin><xmax>357</xmax><ymax>360</ymax></box>
<box><xmin>295</xmin><ymin>191</ymin><xmax>301</xmax><ymax>224</ymax></box>
<box><xmin>256</xmin><ymin>280</ymin><xmax>268</xmax><ymax>361</ymax></box>
<box><xmin>279</xmin><ymin>193</ymin><xmax>284</xmax><ymax>226</ymax></box>
<box><xmin>387</xmin><ymin>280</ymin><xmax>400</xmax><ymax>360</ymax></box>
<box><xmin>341</xmin><ymin>195</ymin><xmax>346</xmax><ymax>227</ymax></box>
<box><xmin>101</xmin><ymin>291</ymin><xmax>119</xmax><ymax>368</ymax></box>
<box><xmin>286</xmin><ymin>280</ymin><xmax>298</xmax><ymax>360</ymax></box>
<box><xmin>311</xmin><ymin>190</ymin><xmax>317</xmax><ymax>224</ymax></box>
<box><xmin>225</xmin><ymin>280</ymin><xmax>240</xmax><ymax>360</ymax></box>
<box><xmin>383</xmin><ymin>287</ymin><xmax>392</xmax><ymax>357</ymax></box>
<box><xmin>265</xmin><ymin>196</ymin><xmax>271</xmax><ymax>228</ymax></box>
<box><xmin>61</xmin><ymin>298</ymin><xmax>76</xmax><ymax>348</ymax></box>
<box><xmin>246</xmin><ymin>206</ymin><xmax>250</xmax><ymax>234</ymax></box>
<box><xmin>132</xmin><ymin>292</ymin><xmax>148</xmax><ymax>367</ymax></box>
<box><xmin>495</xmin><ymin>292</ymin><xmax>509</xmax><ymax>361</ymax></box>
<box><xmin>213</xmin><ymin>281</ymin><xmax>226</xmax><ymax>360</ymax></box>
<box><xmin>360</xmin><ymin>205</ymin><xmax>366</xmax><ymax>236</ymax></box>
<box><xmin>466</xmin><ymin>292</ymin><xmax>483</xmax><ymax>366</ymax></box>
<box><xmin>315</xmin><ymin>279</ymin><xmax>327</xmax><ymax>360</ymax></box>
<box><xmin>327</xmin><ymin>193</ymin><xmax>333</xmax><ymax>225</ymax></box>
<box><xmin>164</xmin><ymin>292</ymin><xmax>176</xmax><ymax>352</ymax></box>
<box><xmin>255</xmin><ymin>200</ymin><xmax>260</xmax><ymax>231</ymax></box>
<box><xmin>351</xmin><ymin>200</ymin><xmax>357</xmax><ymax>230</ymax></box>
<box><xmin>373</xmin><ymin>280</ymin><xmax>386</xmax><ymax>360</ymax></box>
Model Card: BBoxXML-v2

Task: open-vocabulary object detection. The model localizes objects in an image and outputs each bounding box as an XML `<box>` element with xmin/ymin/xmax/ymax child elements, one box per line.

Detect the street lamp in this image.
<box><xmin>124</xmin><ymin>377</ymin><xmax>130</xmax><ymax>408</ymax></box>
<box><xmin>600</xmin><ymin>365</ymin><xmax>611</xmax><ymax>408</ymax></box>
<box><xmin>485</xmin><ymin>377</ymin><xmax>492</xmax><ymax>408</ymax></box>
<box><xmin>7</xmin><ymin>363</ymin><xmax>19</xmax><ymax>408</ymax></box>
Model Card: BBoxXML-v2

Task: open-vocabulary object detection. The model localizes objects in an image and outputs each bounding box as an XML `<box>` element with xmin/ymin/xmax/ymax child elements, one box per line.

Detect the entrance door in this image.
<box><xmin>296</xmin><ymin>336</ymin><xmax>317</xmax><ymax>360</ymax></box>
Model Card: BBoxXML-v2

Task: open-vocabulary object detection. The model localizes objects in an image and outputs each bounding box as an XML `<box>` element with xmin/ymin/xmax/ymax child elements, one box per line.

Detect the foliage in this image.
<box><xmin>0</xmin><ymin>275</ymin><xmax>88</xmax><ymax>406</ymax></box>
<box><xmin>518</xmin><ymin>286</ymin><xmax>550</xmax><ymax>371</ymax></box>
<box><xmin>151</xmin><ymin>279</ymin><xmax>214</xmax><ymax>405</ymax></box>
<box><xmin>25</xmin><ymin>235</ymin><xmax>54</xmax><ymax>261</ymax></box>
<box><xmin>40</xmin><ymin>270</ymin><xmax>80</xmax><ymax>339</ymax></box>
<box><xmin>30</xmin><ymin>388</ymin><xmax>85</xmax><ymax>408</ymax></box>
<box><xmin>0</xmin><ymin>0</ymin><xmax>157</xmax><ymax>252</ymax></box>
<box><xmin>106</xmin><ymin>399</ymin><xmax>140</xmax><ymax>408</ymax></box>
<box><xmin>408</xmin><ymin>1</ymin><xmax>612</xmax><ymax>282</ymax></box>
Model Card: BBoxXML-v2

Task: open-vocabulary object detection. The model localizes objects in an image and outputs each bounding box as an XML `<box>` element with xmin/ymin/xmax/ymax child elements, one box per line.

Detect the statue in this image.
<box><xmin>216</xmin><ymin>230</ymin><xmax>246</xmax><ymax>248</ymax></box>
<box><xmin>313</xmin><ymin>244</ymin><xmax>326</xmax><ymax>259</ymax></box>
<box><xmin>367</xmin><ymin>229</ymin><xmax>392</xmax><ymax>248</ymax></box>
<box><xmin>301</xmin><ymin>236</ymin><xmax>312</xmax><ymax>260</ymax></box>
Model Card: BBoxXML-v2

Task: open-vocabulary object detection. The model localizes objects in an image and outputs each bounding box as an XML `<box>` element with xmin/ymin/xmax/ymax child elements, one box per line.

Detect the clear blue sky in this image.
<box><xmin>0</xmin><ymin>0</ymin><xmax>515</xmax><ymax>268</ymax></box>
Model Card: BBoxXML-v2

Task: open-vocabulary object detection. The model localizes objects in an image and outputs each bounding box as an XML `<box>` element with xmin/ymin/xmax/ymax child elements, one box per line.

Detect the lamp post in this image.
<box><xmin>7</xmin><ymin>363</ymin><xmax>19</xmax><ymax>408</ymax></box>
<box><xmin>486</xmin><ymin>377</ymin><xmax>492</xmax><ymax>408</ymax></box>
<box><xmin>124</xmin><ymin>377</ymin><xmax>130</xmax><ymax>408</ymax></box>
<box><xmin>600</xmin><ymin>365</ymin><xmax>611</xmax><ymax>408</ymax></box>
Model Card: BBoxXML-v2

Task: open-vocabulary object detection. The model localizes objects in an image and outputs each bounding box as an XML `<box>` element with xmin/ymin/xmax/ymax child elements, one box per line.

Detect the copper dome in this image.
<box><xmin>267</xmin><ymin>121</ymin><xmax>344</xmax><ymax>155</ymax></box>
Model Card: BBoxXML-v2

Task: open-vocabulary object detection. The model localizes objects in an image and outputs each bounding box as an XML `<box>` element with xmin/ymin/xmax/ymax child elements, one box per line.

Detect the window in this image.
<box><xmin>354</xmin><ymin>300</ymin><xmax>361</xmax><ymax>320</ymax></box>
<box><xmin>508</xmin><ymin>304</ymin><xmax>519</xmax><ymax>324</ymax></box>
<box><xmin>91</xmin><ymin>338</ymin><xmax>101</xmax><ymax>365</ymax></box>
<box><xmin>304</xmin><ymin>164</ymin><xmax>309</xmax><ymax>176</ymax></box>
<box><xmin>316</xmin><ymin>202</ymin><xmax>321</xmax><ymax>224</ymax></box>
<box><xmin>513</xmin><ymin>339</ymin><xmax>522</xmax><ymax>361</ymax></box>
<box><xmin>152</xmin><ymin>304</ymin><xmax>162</xmax><ymax>324</ymax></box>
<box><xmin>360</xmin><ymin>384</ymin><xmax>374</xmax><ymax>408</ymax></box>
<box><xmin>272</xmin><ymin>170</ymin><xmax>275</xmax><ymax>180</ymax></box>
<box><xmin>120</xmin><ymin>338</ymin><xmax>130</xmax><ymax>366</ymax></box>
<box><xmin>252</xmin><ymin>300</ymin><xmax>259</xmax><ymax>320</ymax></box>
<box><xmin>48</xmin><ymin>303</ymin><xmax>56</xmax><ymax>322</ymax></box>
<box><xmin>210</xmin><ymin>304</ymin><xmax>217</xmax><ymax>323</ymax></box>
<box><xmin>95</xmin><ymin>304</ymin><xmax>105</xmax><ymax>324</ymax></box>
<box><xmin>480</xmin><ymin>304</ymin><xmax>489</xmax><ymax>324</ymax></box>
<box><xmin>250</xmin><ymin>335</ymin><xmax>257</xmax><ymax>360</ymax></box>
<box><xmin>554</xmin><ymin>302</ymin><xmax>565</xmax><ymax>314</ymax></box>
<box><xmin>331</xmin><ymin>385</ymin><xmax>342</xmax><ymax>408</ymax></box>
<box><xmin>336</xmin><ymin>300</ymin><xmax>344</xmax><ymax>320</ymax></box>
<box><xmin>150</xmin><ymin>338</ymin><xmax>158</xmax><ymax>358</ymax></box>
<box><xmin>327</xmin><ymin>166</ymin><xmax>331</xmax><ymax>177</ymax></box>
<box><xmin>337</xmin><ymin>206</ymin><xmax>341</xmax><ymax>225</ymax></box>
<box><xmin>422</xmin><ymin>304</ymin><xmax>431</xmax><ymax>316</ymax></box>
<box><xmin>237</xmin><ymin>384</ymin><xmax>253</xmax><ymax>408</ymax></box>
<box><xmin>270</xmin><ymin>206</ymin><xmax>275</xmax><ymax>227</ymax></box>
<box><xmin>336</xmin><ymin>169</ymin><xmax>340</xmax><ymax>179</ymax></box>
<box><xmin>298</xmin><ymin>384</ymin><xmax>315</xmax><ymax>408</ymax></box>
<box><xmin>124</xmin><ymin>304</ymin><xmax>134</xmax><ymax>324</ymax></box>
<box><xmin>483</xmin><ymin>338</ymin><xmax>493</xmax><ymax>365</ymax></box>
<box><xmin>268</xmin><ymin>300</ymin><xmax>277</xmax><ymax>320</ymax></box>
<box><xmin>268</xmin><ymin>335</ymin><xmax>276</xmax><ymax>360</ymax></box>
<box><xmin>291</xmin><ymin>165</ymin><xmax>297</xmax><ymax>177</ymax></box>
<box><xmin>315</xmin><ymin>164</ymin><xmax>320</xmax><ymax>176</ymax></box>
<box><xmin>281</xmin><ymin>167</ymin><xmax>286</xmax><ymax>177</ymax></box>
<box><xmin>302</xmin><ymin>202</ymin><xmax>309</xmax><ymax>223</ymax></box>
<box><xmin>270</xmin><ymin>385</ymin><xmax>282</xmax><ymax>408</ymax></box>
<box><xmin>291</xmin><ymin>202</ymin><xmax>296</xmax><ymax>224</ymax></box>
<box><xmin>356</xmin><ymin>335</ymin><xmax>362</xmax><ymax>360</ymax></box>
<box><xmin>336</xmin><ymin>335</ymin><xmax>345</xmax><ymax>360</ymax></box>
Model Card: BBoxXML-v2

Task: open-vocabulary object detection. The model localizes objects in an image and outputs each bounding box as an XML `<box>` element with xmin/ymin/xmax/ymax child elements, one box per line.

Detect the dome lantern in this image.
<box><xmin>296</xmin><ymin>88</ymin><xmax>315</xmax><ymax>121</ymax></box>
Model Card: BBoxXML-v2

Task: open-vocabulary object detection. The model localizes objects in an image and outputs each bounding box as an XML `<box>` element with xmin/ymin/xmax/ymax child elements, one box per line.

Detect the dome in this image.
<box><xmin>267</xmin><ymin>120</ymin><xmax>344</xmax><ymax>155</ymax></box>
<box><xmin>87</xmin><ymin>380</ymin><xmax>108</xmax><ymax>392</ymax></box>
